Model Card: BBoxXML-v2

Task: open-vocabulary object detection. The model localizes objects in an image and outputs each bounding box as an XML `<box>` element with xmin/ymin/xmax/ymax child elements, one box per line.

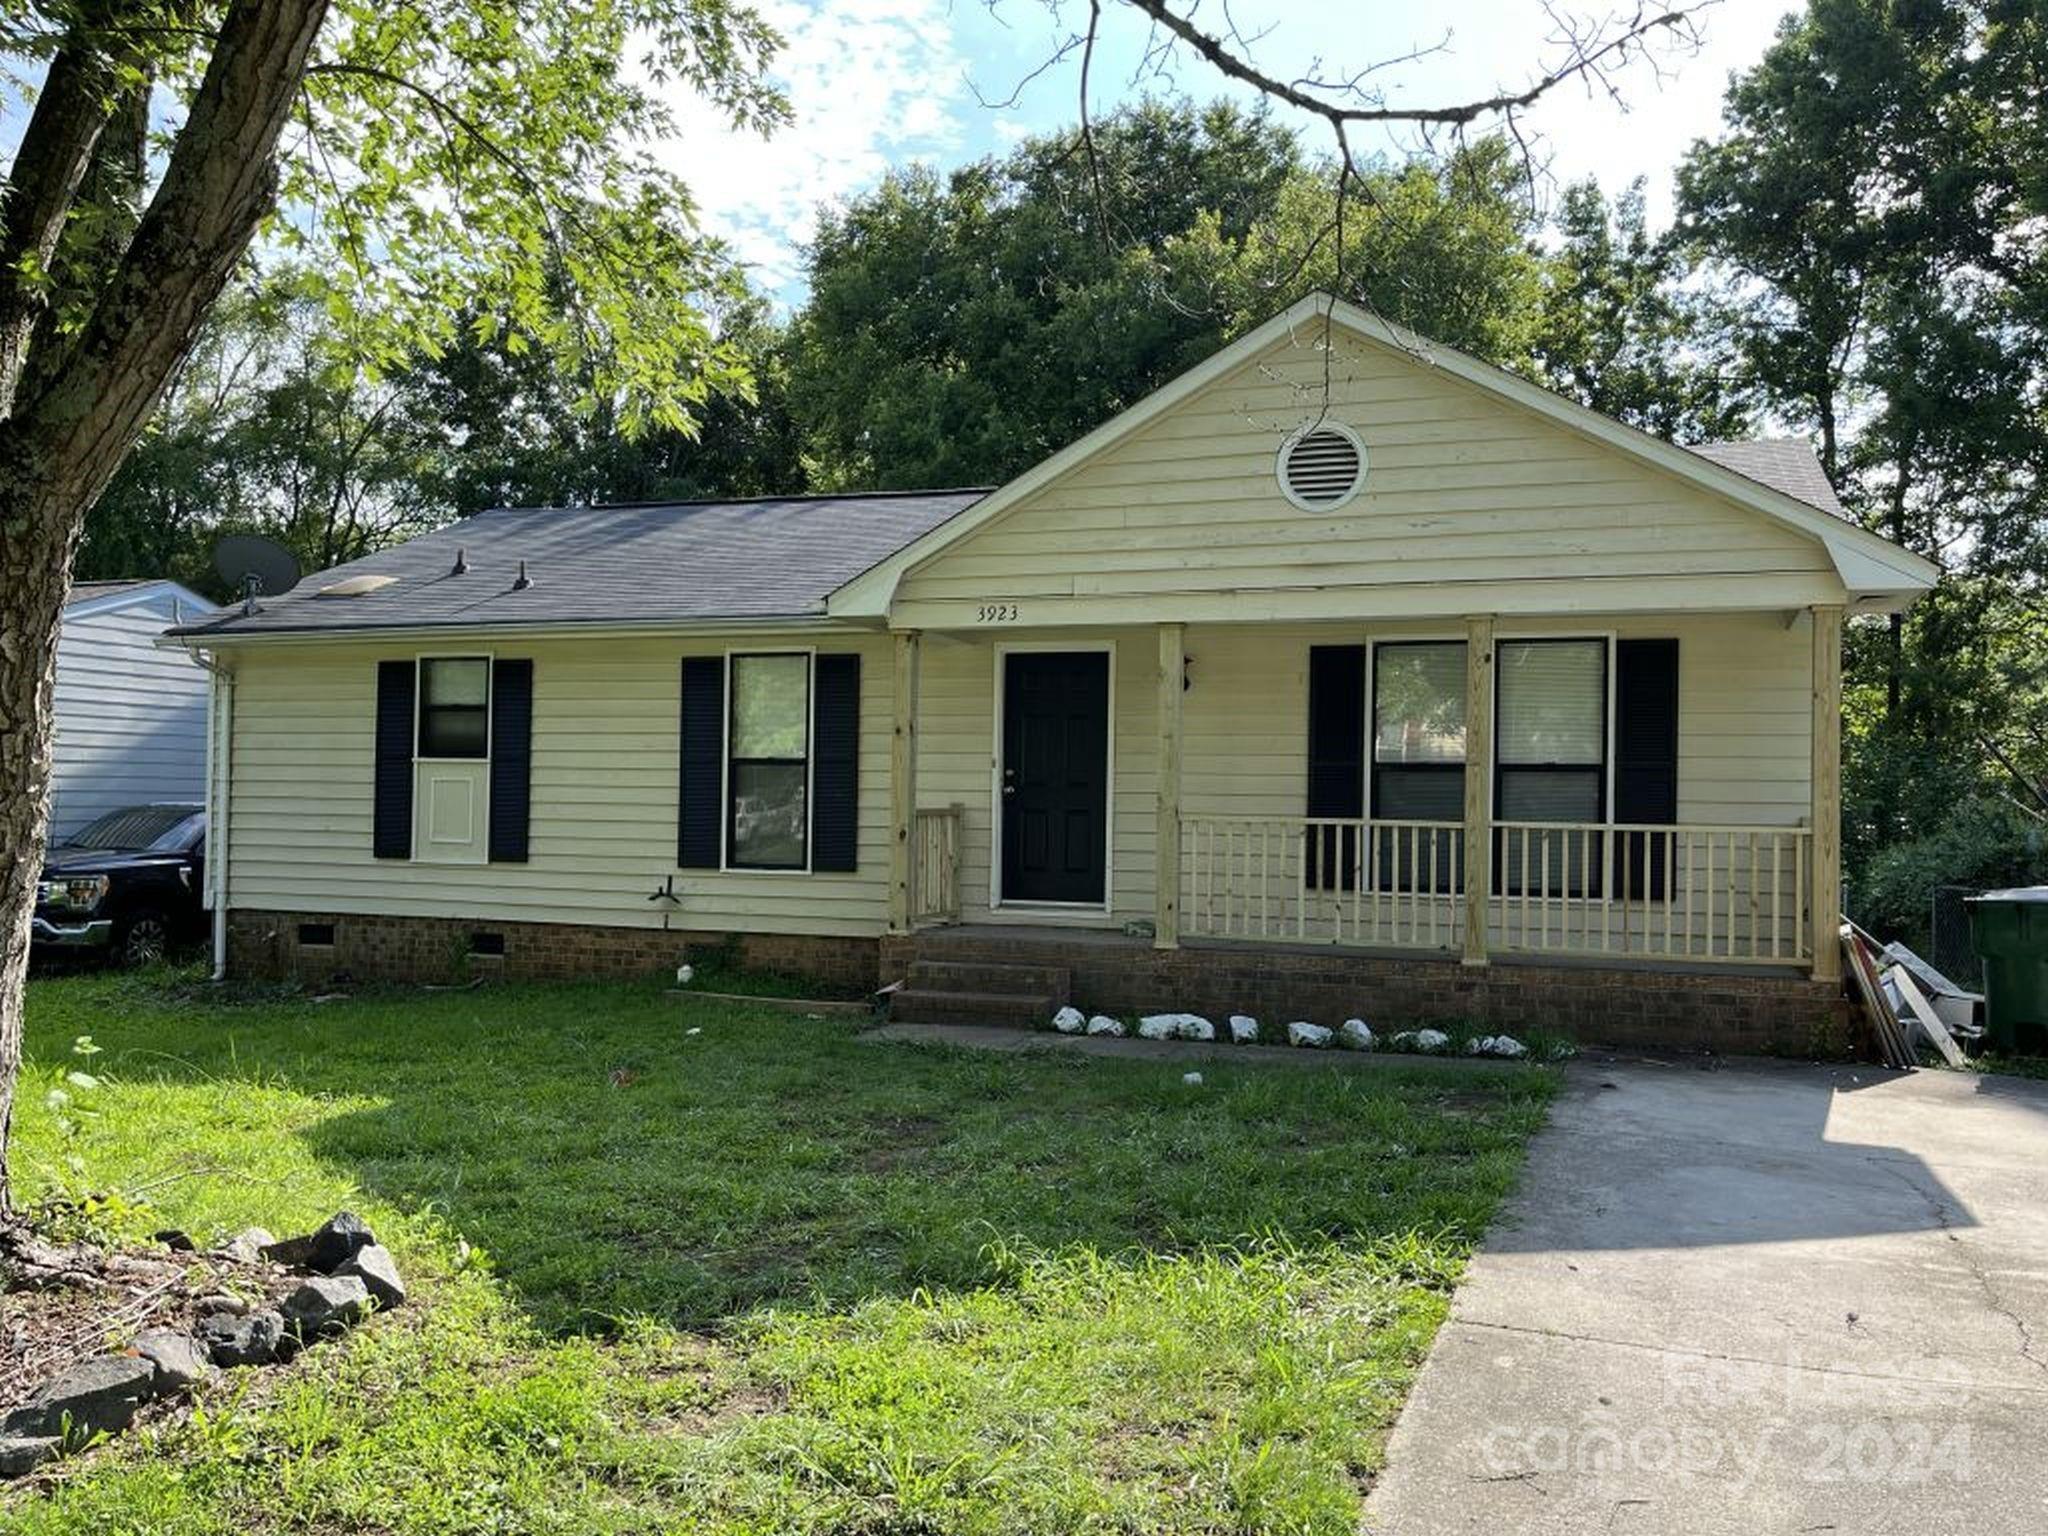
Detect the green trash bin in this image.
<box><xmin>1966</xmin><ymin>888</ymin><xmax>2048</xmax><ymax>1055</ymax></box>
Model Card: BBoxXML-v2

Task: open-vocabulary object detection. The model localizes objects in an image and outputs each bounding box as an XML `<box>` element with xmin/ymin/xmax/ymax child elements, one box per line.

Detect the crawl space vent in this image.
<box><xmin>1277</xmin><ymin>424</ymin><xmax>1366</xmax><ymax>510</ymax></box>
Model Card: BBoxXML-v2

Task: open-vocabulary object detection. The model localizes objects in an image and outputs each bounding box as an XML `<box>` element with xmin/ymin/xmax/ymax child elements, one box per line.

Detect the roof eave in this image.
<box><xmin>167</xmin><ymin>608</ymin><xmax>870</xmax><ymax>648</ymax></box>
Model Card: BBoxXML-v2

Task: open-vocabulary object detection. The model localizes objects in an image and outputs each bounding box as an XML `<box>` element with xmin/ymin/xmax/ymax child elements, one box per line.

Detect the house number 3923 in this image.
<box><xmin>977</xmin><ymin>603</ymin><xmax>1020</xmax><ymax>623</ymax></box>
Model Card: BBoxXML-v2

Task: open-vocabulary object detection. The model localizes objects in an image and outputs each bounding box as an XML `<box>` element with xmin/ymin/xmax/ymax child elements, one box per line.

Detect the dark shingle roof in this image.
<box><xmin>176</xmin><ymin>491</ymin><xmax>987</xmax><ymax>636</ymax></box>
<box><xmin>1687</xmin><ymin>439</ymin><xmax>1851</xmax><ymax>521</ymax></box>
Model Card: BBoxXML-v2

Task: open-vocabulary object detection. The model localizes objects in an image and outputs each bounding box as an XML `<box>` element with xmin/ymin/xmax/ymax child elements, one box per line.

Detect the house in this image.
<box><xmin>51</xmin><ymin>578</ymin><xmax>221</xmax><ymax>842</ymax></box>
<box><xmin>171</xmin><ymin>296</ymin><xmax>1938</xmax><ymax>1052</ymax></box>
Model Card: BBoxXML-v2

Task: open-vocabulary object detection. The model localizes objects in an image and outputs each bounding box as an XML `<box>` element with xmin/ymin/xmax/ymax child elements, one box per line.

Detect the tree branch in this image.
<box><xmin>1119</xmin><ymin>0</ymin><xmax>1711</xmax><ymax>130</ymax></box>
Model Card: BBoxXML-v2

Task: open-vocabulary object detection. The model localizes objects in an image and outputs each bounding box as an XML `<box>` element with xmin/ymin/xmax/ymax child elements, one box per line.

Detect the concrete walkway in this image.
<box><xmin>1363</xmin><ymin>1057</ymin><xmax>2048</xmax><ymax>1535</ymax></box>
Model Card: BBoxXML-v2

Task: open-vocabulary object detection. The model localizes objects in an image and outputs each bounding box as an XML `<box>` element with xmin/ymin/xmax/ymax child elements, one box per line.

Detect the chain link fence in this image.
<box><xmin>1928</xmin><ymin>885</ymin><xmax>1987</xmax><ymax>991</ymax></box>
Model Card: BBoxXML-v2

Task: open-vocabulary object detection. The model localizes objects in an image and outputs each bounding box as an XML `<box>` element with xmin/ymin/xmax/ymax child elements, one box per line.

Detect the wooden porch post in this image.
<box><xmin>887</xmin><ymin>629</ymin><xmax>920</xmax><ymax>935</ymax></box>
<box><xmin>1155</xmin><ymin>622</ymin><xmax>1184</xmax><ymax>949</ymax></box>
<box><xmin>1462</xmin><ymin>615</ymin><xmax>1495</xmax><ymax>966</ymax></box>
<box><xmin>1810</xmin><ymin>604</ymin><xmax>1843</xmax><ymax>982</ymax></box>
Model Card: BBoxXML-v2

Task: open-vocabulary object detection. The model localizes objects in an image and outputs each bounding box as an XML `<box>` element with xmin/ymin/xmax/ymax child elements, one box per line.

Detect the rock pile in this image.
<box><xmin>0</xmin><ymin>1212</ymin><xmax>405</xmax><ymax>1480</ymax></box>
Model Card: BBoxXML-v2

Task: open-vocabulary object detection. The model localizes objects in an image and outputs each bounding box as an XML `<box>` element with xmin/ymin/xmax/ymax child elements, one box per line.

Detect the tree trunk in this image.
<box><xmin>0</xmin><ymin>0</ymin><xmax>331</xmax><ymax>1213</ymax></box>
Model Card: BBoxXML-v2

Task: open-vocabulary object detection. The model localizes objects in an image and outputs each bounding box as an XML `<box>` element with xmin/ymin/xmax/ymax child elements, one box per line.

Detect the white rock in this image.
<box><xmin>1086</xmin><ymin>1015</ymin><xmax>1125</xmax><ymax>1037</ymax></box>
<box><xmin>1176</xmin><ymin>1014</ymin><xmax>1216</xmax><ymax>1042</ymax></box>
<box><xmin>676</xmin><ymin>964</ymin><xmax>694</xmax><ymax>985</ymax></box>
<box><xmin>1182</xmin><ymin>1071</ymin><xmax>1204</xmax><ymax>1087</ymax></box>
<box><xmin>1466</xmin><ymin>1035</ymin><xmax>1495</xmax><ymax>1055</ymax></box>
<box><xmin>1487</xmin><ymin>1034</ymin><xmax>1529</xmax><ymax>1059</ymax></box>
<box><xmin>1051</xmin><ymin>1006</ymin><xmax>1087</xmax><ymax>1034</ymax></box>
<box><xmin>1413</xmin><ymin>1029</ymin><xmax>1451</xmax><ymax>1053</ymax></box>
<box><xmin>1338</xmin><ymin>1018</ymin><xmax>1375</xmax><ymax>1050</ymax></box>
<box><xmin>685</xmin><ymin>1027</ymin><xmax>702</xmax><ymax>1037</ymax></box>
<box><xmin>1287</xmin><ymin>1021</ymin><xmax>1332</xmax><ymax>1048</ymax></box>
<box><xmin>1228</xmin><ymin>1014</ymin><xmax>1259</xmax><ymax>1044</ymax></box>
<box><xmin>1137</xmin><ymin>1014</ymin><xmax>1181</xmax><ymax>1041</ymax></box>
<box><xmin>1390</xmin><ymin>1031</ymin><xmax>1417</xmax><ymax>1050</ymax></box>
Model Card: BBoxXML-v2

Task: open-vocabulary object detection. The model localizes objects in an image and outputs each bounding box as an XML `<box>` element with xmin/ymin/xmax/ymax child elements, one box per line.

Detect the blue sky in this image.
<box><xmin>664</xmin><ymin>0</ymin><xmax>1801</xmax><ymax>302</ymax></box>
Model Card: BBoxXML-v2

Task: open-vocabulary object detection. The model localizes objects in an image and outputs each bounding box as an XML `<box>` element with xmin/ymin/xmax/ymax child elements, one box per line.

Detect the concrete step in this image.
<box><xmin>889</xmin><ymin>988</ymin><xmax>1058</xmax><ymax>1028</ymax></box>
<box><xmin>906</xmin><ymin>959</ymin><xmax>1072</xmax><ymax>998</ymax></box>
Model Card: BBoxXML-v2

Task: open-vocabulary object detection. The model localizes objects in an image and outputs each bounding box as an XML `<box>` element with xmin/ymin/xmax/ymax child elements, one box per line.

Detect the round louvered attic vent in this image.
<box><xmin>1276</xmin><ymin>423</ymin><xmax>1366</xmax><ymax>510</ymax></box>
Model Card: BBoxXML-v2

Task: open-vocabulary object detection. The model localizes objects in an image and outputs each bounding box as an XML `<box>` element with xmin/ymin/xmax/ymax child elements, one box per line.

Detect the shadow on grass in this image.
<box><xmin>18</xmin><ymin>968</ymin><xmax>1554</xmax><ymax>1337</ymax></box>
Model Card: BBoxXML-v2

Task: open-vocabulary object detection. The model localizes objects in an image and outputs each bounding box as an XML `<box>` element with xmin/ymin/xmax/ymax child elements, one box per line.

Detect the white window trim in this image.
<box><xmin>989</xmin><ymin>639</ymin><xmax>1117</xmax><ymax>918</ymax></box>
<box><xmin>718</xmin><ymin>646</ymin><xmax>817</xmax><ymax>876</ymax></box>
<box><xmin>1364</xmin><ymin>629</ymin><xmax>1620</xmax><ymax>845</ymax></box>
<box><xmin>411</xmin><ymin>650</ymin><xmax>494</xmax><ymax>864</ymax></box>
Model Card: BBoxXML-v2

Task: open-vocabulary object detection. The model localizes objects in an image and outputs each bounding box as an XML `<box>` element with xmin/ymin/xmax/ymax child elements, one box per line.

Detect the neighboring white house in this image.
<box><xmin>51</xmin><ymin>579</ymin><xmax>221</xmax><ymax>841</ymax></box>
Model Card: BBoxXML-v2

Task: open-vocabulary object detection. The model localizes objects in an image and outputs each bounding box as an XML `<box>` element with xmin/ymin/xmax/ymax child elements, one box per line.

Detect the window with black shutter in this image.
<box><xmin>1495</xmin><ymin>638</ymin><xmax>1606</xmax><ymax>896</ymax></box>
<box><xmin>417</xmin><ymin>657</ymin><xmax>490</xmax><ymax>758</ymax></box>
<box><xmin>1371</xmin><ymin>640</ymin><xmax>1465</xmax><ymax>892</ymax></box>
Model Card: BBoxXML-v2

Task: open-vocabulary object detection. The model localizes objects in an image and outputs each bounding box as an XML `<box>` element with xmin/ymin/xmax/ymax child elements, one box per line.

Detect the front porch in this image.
<box><xmin>888</xmin><ymin>609</ymin><xmax>1845</xmax><ymax>985</ymax></box>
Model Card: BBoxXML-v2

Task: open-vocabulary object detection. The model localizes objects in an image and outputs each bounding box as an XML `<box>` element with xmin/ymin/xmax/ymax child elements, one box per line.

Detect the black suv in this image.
<box><xmin>33</xmin><ymin>803</ymin><xmax>208</xmax><ymax>964</ymax></box>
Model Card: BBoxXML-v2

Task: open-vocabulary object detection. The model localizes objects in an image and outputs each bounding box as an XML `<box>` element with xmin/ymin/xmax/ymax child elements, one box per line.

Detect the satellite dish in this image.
<box><xmin>212</xmin><ymin>534</ymin><xmax>301</xmax><ymax>615</ymax></box>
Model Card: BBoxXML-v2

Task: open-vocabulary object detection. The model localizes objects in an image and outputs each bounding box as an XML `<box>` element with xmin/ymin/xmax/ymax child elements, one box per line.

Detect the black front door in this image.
<box><xmin>1001</xmin><ymin>650</ymin><xmax>1109</xmax><ymax>904</ymax></box>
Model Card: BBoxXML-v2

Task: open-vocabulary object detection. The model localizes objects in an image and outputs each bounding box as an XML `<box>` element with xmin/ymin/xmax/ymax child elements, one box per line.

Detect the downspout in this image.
<box><xmin>196</xmin><ymin>651</ymin><xmax>233</xmax><ymax>980</ymax></box>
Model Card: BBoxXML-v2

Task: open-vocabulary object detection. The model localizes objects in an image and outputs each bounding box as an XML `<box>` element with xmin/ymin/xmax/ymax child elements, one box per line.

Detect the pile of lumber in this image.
<box><xmin>1840</xmin><ymin>921</ymin><xmax>1979</xmax><ymax>1070</ymax></box>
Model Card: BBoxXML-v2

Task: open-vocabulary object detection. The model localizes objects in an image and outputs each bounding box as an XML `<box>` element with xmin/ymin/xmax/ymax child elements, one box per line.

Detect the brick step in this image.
<box><xmin>889</xmin><ymin>988</ymin><xmax>1059</xmax><ymax>1028</ymax></box>
<box><xmin>905</xmin><ymin>959</ymin><xmax>1072</xmax><ymax>998</ymax></box>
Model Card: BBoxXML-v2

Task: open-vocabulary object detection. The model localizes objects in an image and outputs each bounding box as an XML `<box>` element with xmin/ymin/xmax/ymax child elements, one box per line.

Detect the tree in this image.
<box><xmin>1533</xmin><ymin>178</ymin><xmax>1751</xmax><ymax>441</ymax></box>
<box><xmin>1677</xmin><ymin>0</ymin><xmax>2048</xmax><ymax>914</ymax></box>
<box><xmin>790</xmin><ymin>106</ymin><xmax>1549</xmax><ymax>489</ymax></box>
<box><xmin>0</xmin><ymin>0</ymin><xmax>783</xmax><ymax>1211</ymax></box>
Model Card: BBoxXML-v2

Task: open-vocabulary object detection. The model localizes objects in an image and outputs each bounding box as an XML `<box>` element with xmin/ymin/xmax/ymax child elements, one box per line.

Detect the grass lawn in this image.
<box><xmin>6</xmin><ymin>968</ymin><xmax>1554</xmax><ymax>1535</ymax></box>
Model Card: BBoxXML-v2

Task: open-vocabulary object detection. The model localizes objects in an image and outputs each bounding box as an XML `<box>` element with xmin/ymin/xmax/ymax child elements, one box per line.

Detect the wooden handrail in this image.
<box><xmin>910</xmin><ymin>804</ymin><xmax>964</xmax><ymax>926</ymax></box>
<box><xmin>1180</xmin><ymin>815</ymin><xmax>1812</xmax><ymax>965</ymax></box>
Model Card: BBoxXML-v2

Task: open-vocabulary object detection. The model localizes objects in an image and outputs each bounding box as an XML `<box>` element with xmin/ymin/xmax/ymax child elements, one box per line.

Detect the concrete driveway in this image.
<box><xmin>1364</xmin><ymin>1057</ymin><xmax>2048</xmax><ymax>1535</ymax></box>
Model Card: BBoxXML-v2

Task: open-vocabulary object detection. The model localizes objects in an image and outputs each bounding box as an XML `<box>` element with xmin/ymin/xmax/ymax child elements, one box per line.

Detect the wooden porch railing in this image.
<box><xmin>1490</xmin><ymin>822</ymin><xmax>1812</xmax><ymax>964</ymax></box>
<box><xmin>1180</xmin><ymin>815</ymin><xmax>1812</xmax><ymax>965</ymax></box>
<box><xmin>1183</xmin><ymin>816</ymin><xmax>1467</xmax><ymax>948</ymax></box>
<box><xmin>910</xmin><ymin>804</ymin><xmax>963</xmax><ymax>926</ymax></box>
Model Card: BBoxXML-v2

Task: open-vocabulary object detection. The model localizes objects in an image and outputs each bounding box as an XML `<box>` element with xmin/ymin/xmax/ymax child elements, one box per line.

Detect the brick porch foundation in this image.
<box><xmin>885</xmin><ymin>926</ymin><xmax>1856</xmax><ymax>1058</ymax></box>
<box><xmin>229</xmin><ymin>909</ymin><xmax>1853</xmax><ymax>1057</ymax></box>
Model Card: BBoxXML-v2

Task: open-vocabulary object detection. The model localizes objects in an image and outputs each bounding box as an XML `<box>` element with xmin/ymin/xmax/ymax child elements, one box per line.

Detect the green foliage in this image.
<box><xmin>6</xmin><ymin>970</ymin><xmax>1553</xmax><ymax>1533</ymax></box>
<box><xmin>789</xmin><ymin>103</ymin><xmax>1550</xmax><ymax>489</ymax></box>
<box><xmin>1533</xmin><ymin>179</ymin><xmax>1751</xmax><ymax>441</ymax></box>
<box><xmin>1679</xmin><ymin>0</ymin><xmax>2048</xmax><ymax>910</ymax></box>
<box><xmin>1853</xmin><ymin>796</ymin><xmax>2043</xmax><ymax>945</ymax></box>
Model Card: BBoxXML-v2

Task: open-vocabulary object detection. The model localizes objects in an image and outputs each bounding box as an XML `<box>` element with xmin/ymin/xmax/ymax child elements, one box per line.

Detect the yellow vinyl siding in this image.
<box><xmin>226</xmin><ymin>633</ymin><xmax>894</xmax><ymax>935</ymax></box>
<box><xmin>892</xmin><ymin>328</ymin><xmax>1842</xmax><ymax>625</ymax></box>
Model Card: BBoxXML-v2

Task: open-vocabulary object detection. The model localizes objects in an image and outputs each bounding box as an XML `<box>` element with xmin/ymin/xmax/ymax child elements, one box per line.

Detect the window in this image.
<box><xmin>728</xmin><ymin>653</ymin><xmax>810</xmax><ymax>869</ymax></box>
<box><xmin>1496</xmin><ymin>639</ymin><xmax>1607</xmax><ymax>895</ymax></box>
<box><xmin>1496</xmin><ymin>640</ymin><xmax>1605</xmax><ymax>820</ymax></box>
<box><xmin>1372</xmin><ymin>641</ymin><xmax>1465</xmax><ymax>820</ymax></box>
<box><xmin>418</xmin><ymin>657</ymin><xmax>490</xmax><ymax>758</ymax></box>
<box><xmin>1372</xmin><ymin>641</ymin><xmax>1465</xmax><ymax>890</ymax></box>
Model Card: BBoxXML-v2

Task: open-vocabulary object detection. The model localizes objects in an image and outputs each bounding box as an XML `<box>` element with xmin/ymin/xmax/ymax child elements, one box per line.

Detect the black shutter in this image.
<box><xmin>1306</xmin><ymin>644</ymin><xmax>1366</xmax><ymax>890</ymax></box>
<box><xmin>1614</xmin><ymin>638</ymin><xmax>1679</xmax><ymax>900</ymax></box>
<box><xmin>373</xmin><ymin>660</ymin><xmax>415</xmax><ymax>859</ymax></box>
<box><xmin>812</xmin><ymin>653</ymin><xmax>860</xmax><ymax>872</ymax></box>
<box><xmin>488</xmin><ymin>659</ymin><xmax>533</xmax><ymax>862</ymax></box>
<box><xmin>678</xmin><ymin>657</ymin><xmax>724</xmax><ymax>868</ymax></box>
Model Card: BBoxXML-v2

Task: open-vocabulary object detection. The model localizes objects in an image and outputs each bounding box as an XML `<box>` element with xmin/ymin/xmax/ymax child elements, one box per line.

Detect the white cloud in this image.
<box><xmin>656</xmin><ymin>0</ymin><xmax>971</xmax><ymax>301</ymax></box>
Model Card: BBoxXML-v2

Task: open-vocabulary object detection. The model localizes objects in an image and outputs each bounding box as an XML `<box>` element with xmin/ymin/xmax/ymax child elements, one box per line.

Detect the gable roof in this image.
<box><xmin>828</xmin><ymin>294</ymin><xmax>1940</xmax><ymax>617</ymax></box>
<box><xmin>64</xmin><ymin>577</ymin><xmax>218</xmax><ymax>622</ymax></box>
<box><xmin>173</xmin><ymin>491</ymin><xmax>986</xmax><ymax>639</ymax></box>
